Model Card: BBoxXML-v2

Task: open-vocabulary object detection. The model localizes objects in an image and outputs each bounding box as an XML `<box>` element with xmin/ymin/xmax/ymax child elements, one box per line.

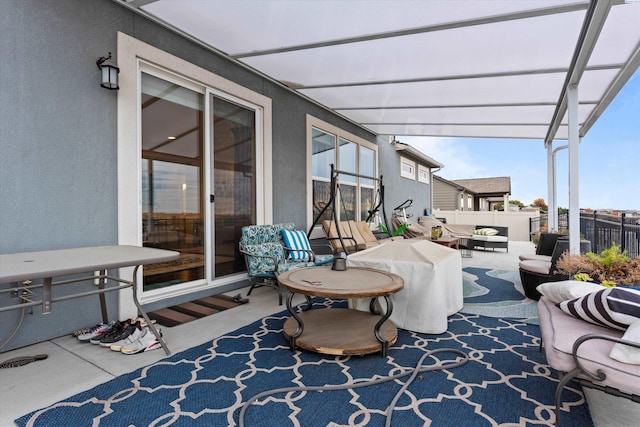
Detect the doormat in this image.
<box><xmin>148</xmin><ymin>293</ymin><xmax>247</xmax><ymax>327</ymax></box>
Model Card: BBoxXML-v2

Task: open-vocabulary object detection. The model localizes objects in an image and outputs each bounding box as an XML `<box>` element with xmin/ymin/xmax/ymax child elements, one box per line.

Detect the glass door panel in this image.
<box><xmin>211</xmin><ymin>96</ymin><xmax>256</xmax><ymax>278</ymax></box>
<box><xmin>311</xmin><ymin>128</ymin><xmax>336</xmax><ymax>223</ymax></box>
<box><xmin>141</xmin><ymin>73</ymin><xmax>205</xmax><ymax>290</ymax></box>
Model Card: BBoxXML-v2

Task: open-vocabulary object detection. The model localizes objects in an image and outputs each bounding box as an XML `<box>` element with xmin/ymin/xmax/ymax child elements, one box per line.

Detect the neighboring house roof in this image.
<box><xmin>452</xmin><ymin>177</ymin><xmax>511</xmax><ymax>197</ymax></box>
<box><xmin>392</xmin><ymin>141</ymin><xmax>444</xmax><ymax>168</ymax></box>
<box><xmin>433</xmin><ymin>175</ymin><xmax>475</xmax><ymax>194</ymax></box>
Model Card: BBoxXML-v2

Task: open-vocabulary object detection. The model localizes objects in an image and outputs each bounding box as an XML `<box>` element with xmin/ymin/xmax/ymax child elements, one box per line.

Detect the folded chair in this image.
<box><xmin>239</xmin><ymin>223</ymin><xmax>334</xmax><ymax>305</ymax></box>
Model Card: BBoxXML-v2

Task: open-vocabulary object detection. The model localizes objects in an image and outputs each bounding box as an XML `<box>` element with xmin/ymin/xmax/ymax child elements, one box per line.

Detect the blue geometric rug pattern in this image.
<box><xmin>462</xmin><ymin>267</ymin><xmax>540</xmax><ymax>325</ymax></box>
<box><xmin>16</xmin><ymin>299</ymin><xmax>592</xmax><ymax>427</ymax></box>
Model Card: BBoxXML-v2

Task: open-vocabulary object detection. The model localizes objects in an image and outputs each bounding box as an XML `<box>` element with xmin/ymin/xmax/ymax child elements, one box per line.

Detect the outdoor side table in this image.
<box><xmin>458</xmin><ymin>237</ymin><xmax>473</xmax><ymax>258</ymax></box>
<box><xmin>277</xmin><ymin>266</ymin><xmax>404</xmax><ymax>357</ymax></box>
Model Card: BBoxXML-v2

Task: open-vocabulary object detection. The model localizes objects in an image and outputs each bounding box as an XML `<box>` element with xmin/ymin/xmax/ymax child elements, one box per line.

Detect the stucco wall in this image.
<box><xmin>0</xmin><ymin>0</ymin><xmax>377</xmax><ymax>350</ymax></box>
<box><xmin>377</xmin><ymin>137</ymin><xmax>433</xmax><ymax>230</ymax></box>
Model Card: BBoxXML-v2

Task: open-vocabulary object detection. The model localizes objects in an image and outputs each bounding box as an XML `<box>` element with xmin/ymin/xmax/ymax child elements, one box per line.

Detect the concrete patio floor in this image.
<box><xmin>0</xmin><ymin>241</ymin><xmax>637</xmax><ymax>426</ymax></box>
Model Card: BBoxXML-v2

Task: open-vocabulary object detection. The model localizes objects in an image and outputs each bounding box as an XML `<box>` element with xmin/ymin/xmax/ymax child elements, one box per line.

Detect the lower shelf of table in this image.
<box><xmin>283</xmin><ymin>307</ymin><xmax>398</xmax><ymax>356</ymax></box>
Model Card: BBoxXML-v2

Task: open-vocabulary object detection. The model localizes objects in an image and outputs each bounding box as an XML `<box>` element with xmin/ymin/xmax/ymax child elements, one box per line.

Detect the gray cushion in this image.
<box><xmin>519</xmin><ymin>260</ymin><xmax>551</xmax><ymax>275</ymax></box>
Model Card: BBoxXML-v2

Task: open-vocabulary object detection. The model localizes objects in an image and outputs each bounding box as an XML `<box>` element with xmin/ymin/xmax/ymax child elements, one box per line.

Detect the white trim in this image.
<box><xmin>117</xmin><ymin>32</ymin><xmax>272</xmax><ymax>314</ymax></box>
<box><xmin>400</xmin><ymin>156</ymin><xmax>416</xmax><ymax>180</ymax></box>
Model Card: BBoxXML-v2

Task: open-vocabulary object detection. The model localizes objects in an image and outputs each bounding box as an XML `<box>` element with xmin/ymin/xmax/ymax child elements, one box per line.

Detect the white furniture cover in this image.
<box><xmin>346</xmin><ymin>239</ymin><xmax>463</xmax><ymax>334</ymax></box>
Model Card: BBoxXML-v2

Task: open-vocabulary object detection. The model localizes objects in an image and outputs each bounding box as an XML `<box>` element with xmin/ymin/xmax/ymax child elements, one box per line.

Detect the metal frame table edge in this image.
<box><xmin>0</xmin><ymin>246</ymin><xmax>180</xmax><ymax>356</ymax></box>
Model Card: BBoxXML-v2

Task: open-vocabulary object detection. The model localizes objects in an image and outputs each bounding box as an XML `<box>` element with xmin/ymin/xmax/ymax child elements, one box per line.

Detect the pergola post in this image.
<box><xmin>567</xmin><ymin>83</ymin><xmax>580</xmax><ymax>254</ymax></box>
<box><xmin>546</xmin><ymin>143</ymin><xmax>556</xmax><ymax>232</ymax></box>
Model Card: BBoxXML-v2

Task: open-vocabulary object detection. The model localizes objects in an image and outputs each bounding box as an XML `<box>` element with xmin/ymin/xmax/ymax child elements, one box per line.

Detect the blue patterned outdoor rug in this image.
<box><xmin>462</xmin><ymin>267</ymin><xmax>539</xmax><ymax>325</ymax></box>
<box><xmin>16</xmin><ymin>299</ymin><xmax>591</xmax><ymax>427</ymax></box>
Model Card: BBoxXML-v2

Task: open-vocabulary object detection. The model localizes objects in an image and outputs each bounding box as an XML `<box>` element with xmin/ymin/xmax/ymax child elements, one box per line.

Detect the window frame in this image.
<box><xmin>400</xmin><ymin>157</ymin><xmax>416</xmax><ymax>180</ymax></box>
<box><xmin>306</xmin><ymin>115</ymin><xmax>378</xmax><ymax>231</ymax></box>
<box><xmin>417</xmin><ymin>164</ymin><xmax>430</xmax><ymax>184</ymax></box>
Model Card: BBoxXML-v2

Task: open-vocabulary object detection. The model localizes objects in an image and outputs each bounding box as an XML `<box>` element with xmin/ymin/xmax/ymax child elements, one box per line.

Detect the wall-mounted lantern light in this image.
<box><xmin>96</xmin><ymin>52</ymin><xmax>119</xmax><ymax>90</ymax></box>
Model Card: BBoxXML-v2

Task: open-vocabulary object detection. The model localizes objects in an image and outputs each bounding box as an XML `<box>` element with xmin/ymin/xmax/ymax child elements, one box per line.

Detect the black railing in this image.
<box><xmin>529</xmin><ymin>212</ymin><xmax>568</xmax><ymax>239</ymax></box>
<box><xmin>530</xmin><ymin>211</ymin><xmax>639</xmax><ymax>258</ymax></box>
<box><xmin>580</xmin><ymin>212</ymin><xmax>640</xmax><ymax>258</ymax></box>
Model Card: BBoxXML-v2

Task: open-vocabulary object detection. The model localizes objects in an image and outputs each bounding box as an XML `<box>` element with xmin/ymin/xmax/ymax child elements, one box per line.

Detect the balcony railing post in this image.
<box><xmin>593</xmin><ymin>210</ymin><xmax>598</xmax><ymax>253</ymax></box>
<box><xmin>621</xmin><ymin>213</ymin><xmax>627</xmax><ymax>254</ymax></box>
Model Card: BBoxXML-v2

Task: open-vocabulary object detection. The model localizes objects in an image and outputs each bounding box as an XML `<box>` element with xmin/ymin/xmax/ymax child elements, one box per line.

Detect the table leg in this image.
<box><xmin>130</xmin><ymin>266</ymin><xmax>171</xmax><ymax>356</ymax></box>
<box><xmin>286</xmin><ymin>291</ymin><xmax>304</xmax><ymax>352</ymax></box>
<box><xmin>369</xmin><ymin>297</ymin><xmax>381</xmax><ymax>315</ymax></box>
<box><xmin>374</xmin><ymin>295</ymin><xmax>394</xmax><ymax>357</ymax></box>
<box><xmin>98</xmin><ymin>270</ymin><xmax>108</xmax><ymax>324</ymax></box>
<box><xmin>41</xmin><ymin>278</ymin><xmax>52</xmax><ymax>314</ymax></box>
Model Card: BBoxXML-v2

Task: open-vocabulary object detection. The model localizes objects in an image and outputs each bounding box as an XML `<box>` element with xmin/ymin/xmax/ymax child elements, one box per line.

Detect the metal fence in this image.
<box><xmin>529</xmin><ymin>211</ymin><xmax>640</xmax><ymax>258</ymax></box>
<box><xmin>580</xmin><ymin>212</ymin><xmax>640</xmax><ymax>258</ymax></box>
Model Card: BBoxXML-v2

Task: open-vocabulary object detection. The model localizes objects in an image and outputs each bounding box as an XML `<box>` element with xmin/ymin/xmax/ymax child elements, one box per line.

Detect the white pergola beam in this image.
<box><xmin>567</xmin><ymin>84</ymin><xmax>581</xmax><ymax>254</ymax></box>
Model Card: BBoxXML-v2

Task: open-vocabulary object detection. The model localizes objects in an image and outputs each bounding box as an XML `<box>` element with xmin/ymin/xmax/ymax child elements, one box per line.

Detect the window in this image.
<box><xmin>400</xmin><ymin>157</ymin><xmax>415</xmax><ymax>180</ymax></box>
<box><xmin>418</xmin><ymin>165</ymin><xmax>430</xmax><ymax>184</ymax></box>
<box><xmin>308</xmin><ymin>116</ymin><xmax>377</xmax><ymax>226</ymax></box>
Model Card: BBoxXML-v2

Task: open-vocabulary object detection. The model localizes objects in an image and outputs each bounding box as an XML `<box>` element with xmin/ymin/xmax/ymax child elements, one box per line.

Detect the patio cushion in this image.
<box><xmin>281</xmin><ymin>229</ymin><xmax>312</xmax><ymax>260</ymax></box>
<box><xmin>243</xmin><ymin>242</ymin><xmax>285</xmax><ymax>275</ymax></box>
<box><xmin>558</xmin><ymin>287</ymin><xmax>640</xmax><ymax>331</ymax></box>
<box><xmin>610</xmin><ymin>320</ymin><xmax>640</xmax><ymax>364</ymax></box>
<box><xmin>472</xmin><ymin>235</ymin><xmax>508</xmax><ymax>242</ymax></box>
<box><xmin>519</xmin><ymin>254</ymin><xmax>552</xmax><ymax>262</ymax></box>
<box><xmin>474</xmin><ymin>227</ymin><xmax>499</xmax><ymax>236</ymax></box>
<box><xmin>536</xmin><ymin>280</ymin><xmax>604</xmax><ymax>304</ymax></box>
<box><xmin>518</xmin><ymin>260</ymin><xmax>551</xmax><ymax>275</ymax></box>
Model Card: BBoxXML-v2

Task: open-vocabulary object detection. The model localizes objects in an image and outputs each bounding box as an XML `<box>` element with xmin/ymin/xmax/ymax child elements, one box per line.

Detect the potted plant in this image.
<box><xmin>555</xmin><ymin>244</ymin><xmax>640</xmax><ymax>287</ymax></box>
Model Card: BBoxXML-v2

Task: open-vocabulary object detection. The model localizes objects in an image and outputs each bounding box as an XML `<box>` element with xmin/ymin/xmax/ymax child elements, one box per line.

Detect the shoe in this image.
<box><xmin>99</xmin><ymin>321</ymin><xmax>139</xmax><ymax>348</ymax></box>
<box><xmin>72</xmin><ymin>325</ymin><xmax>95</xmax><ymax>338</ymax></box>
<box><xmin>77</xmin><ymin>321</ymin><xmax>115</xmax><ymax>343</ymax></box>
<box><xmin>232</xmin><ymin>293</ymin><xmax>249</xmax><ymax>304</ymax></box>
<box><xmin>109</xmin><ymin>323</ymin><xmax>144</xmax><ymax>352</ymax></box>
<box><xmin>120</xmin><ymin>327</ymin><xmax>162</xmax><ymax>355</ymax></box>
<box><xmin>90</xmin><ymin>321</ymin><xmax>123</xmax><ymax>345</ymax></box>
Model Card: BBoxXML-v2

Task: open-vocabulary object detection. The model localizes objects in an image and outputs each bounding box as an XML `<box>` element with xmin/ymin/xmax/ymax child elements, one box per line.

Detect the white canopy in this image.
<box><xmin>118</xmin><ymin>0</ymin><xmax>640</xmax><ymax>253</ymax></box>
<box><xmin>120</xmin><ymin>0</ymin><xmax>640</xmax><ymax>142</ymax></box>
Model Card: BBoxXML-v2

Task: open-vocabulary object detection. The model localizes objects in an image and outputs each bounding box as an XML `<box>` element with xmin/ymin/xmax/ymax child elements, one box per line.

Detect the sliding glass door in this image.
<box><xmin>211</xmin><ymin>95</ymin><xmax>256</xmax><ymax>277</ymax></box>
<box><xmin>140</xmin><ymin>71</ymin><xmax>257</xmax><ymax>291</ymax></box>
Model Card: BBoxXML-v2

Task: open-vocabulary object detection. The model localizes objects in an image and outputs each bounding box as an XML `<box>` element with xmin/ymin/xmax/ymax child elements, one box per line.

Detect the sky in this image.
<box><xmin>400</xmin><ymin>69</ymin><xmax>640</xmax><ymax>211</ymax></box>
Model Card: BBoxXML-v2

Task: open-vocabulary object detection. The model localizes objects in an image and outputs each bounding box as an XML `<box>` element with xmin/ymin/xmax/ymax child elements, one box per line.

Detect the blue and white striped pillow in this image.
<box><xmin>281</xmin><ymin>229</ymin><xmax>312</xmax><ymax>260</ymax></box>
<box><xmin>558</xmin><ymin>287</ymin><xmax>640</xmax><ymax>331</ymax></box>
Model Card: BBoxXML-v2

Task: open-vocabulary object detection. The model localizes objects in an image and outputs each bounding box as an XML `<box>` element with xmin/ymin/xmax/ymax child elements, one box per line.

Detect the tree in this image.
<box><xmin>510</xmin><ymin>199</ymin><xmax>525</xmax><ymax>208</ymax></box>
<box><xmin>532</xmin><ymin>198</ymin><xmax>548</xmax><ymax>211</ymax></box>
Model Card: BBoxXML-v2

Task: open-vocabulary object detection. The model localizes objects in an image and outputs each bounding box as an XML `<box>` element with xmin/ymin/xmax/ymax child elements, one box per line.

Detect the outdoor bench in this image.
<box><xmin>471</xmin><ymin>225</ymin><xmax>509</xmax><ymax>252</ymax></box>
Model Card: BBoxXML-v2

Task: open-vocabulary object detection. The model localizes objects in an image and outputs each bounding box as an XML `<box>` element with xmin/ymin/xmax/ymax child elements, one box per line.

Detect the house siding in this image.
<box><xmin>0</xmin><ymin>0</ymin><xmax>379</xmax><ymax>350</ymax></box>
<box><xmin>433</xmin><ymin>179</ymin><xmax>459</xmax><ymax>211</ymax></box>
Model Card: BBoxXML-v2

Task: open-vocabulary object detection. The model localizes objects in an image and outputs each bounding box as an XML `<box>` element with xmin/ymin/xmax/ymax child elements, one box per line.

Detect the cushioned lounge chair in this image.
<box><xmin>239</xmin><ymin>223</ymin><xmax>334</xmax><ymax>304</ymax></box>
<box><xmin>538</xmin><ymin>296</ymin><xmax>640</xmax><ymax>426</ymax></box>
<box><xmin>519</xmin><ymin>232</ymin><xmax>562</xmax><ymax>262</ymax></box>
<box><xmin>416</xmin><ymin>216</ymin><xmax>476</xmax><ymax>238</ymax></box>
<box><xmin>321</xmin><ymin>220</ymin><xmax>400</xmax><ymax>254</ymax></box>
<box><xmin>519</xmin><ymin>239</ymin><xmax>571</xmax><ymax>300</ymax></box>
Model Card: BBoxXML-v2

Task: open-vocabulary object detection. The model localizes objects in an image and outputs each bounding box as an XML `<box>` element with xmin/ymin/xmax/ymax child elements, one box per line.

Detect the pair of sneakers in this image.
<box><xmin>119</xmin><ymin>327</ymin><xmax>162</xmax><ymax>355</ymax></box>
<box><xmin>96</xmin><ymin>320</ymin><xmax>143</xmax><ymax>348</ymax></box>
<box><xmin>76</xmin><ymin>321</ymin><xmax>116</xmax><ymax>343</ymax></box>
